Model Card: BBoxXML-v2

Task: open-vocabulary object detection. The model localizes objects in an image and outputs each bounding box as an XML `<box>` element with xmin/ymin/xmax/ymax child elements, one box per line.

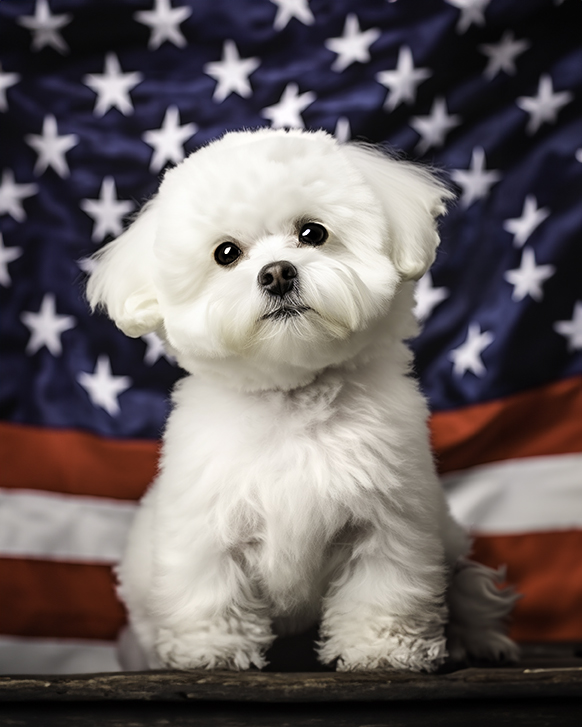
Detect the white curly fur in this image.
<box><xmin>88</xmin><ymin>129</ymin><xmax>518</xmax><ymax>672</ymax></box>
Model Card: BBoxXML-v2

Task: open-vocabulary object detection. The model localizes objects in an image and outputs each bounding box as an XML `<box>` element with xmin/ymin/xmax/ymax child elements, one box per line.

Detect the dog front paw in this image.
<box><xmin>155</xmin><ymin>615</ymin><xmax>274</xmax><ymax>670</ymax></box>
<box><xmin>319</xmin><ymin>618</ymin><xmax>447</xmax><ymax>672</ymax></box>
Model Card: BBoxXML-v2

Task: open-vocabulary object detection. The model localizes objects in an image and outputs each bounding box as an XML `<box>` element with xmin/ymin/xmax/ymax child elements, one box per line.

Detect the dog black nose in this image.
<box><xmin>258</xmin><ymin>261</ymin><xmax>298</xmax><ymax>297</ymax></box>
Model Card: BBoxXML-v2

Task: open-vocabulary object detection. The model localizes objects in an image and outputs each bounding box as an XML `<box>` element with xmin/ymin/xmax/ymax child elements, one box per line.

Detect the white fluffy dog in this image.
<box><xmin>87</xmin><ymin>128</ymin><xmax>519</xmax><ymax>672</ymax></box>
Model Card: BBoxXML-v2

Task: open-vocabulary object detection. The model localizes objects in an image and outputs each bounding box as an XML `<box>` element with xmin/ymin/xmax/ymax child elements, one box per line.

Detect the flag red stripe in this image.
<box><xmin>0</xmin><ymin>558</ymin><xmax>126</xmax><ymax>641</ymax></box>
<box><xmin>0</xmin><ymin>421</ymin><xmax>159</xmax><ymax>500</ymax></box>
<box><xmin>430</xmin><ymin>375</ymin><xmax>582</xmax><ymax>474</ymax></box>
<box><xmin>472</xmin><ymin>530</ymin><xmax>582</xmax><ymax>642</ymax></box>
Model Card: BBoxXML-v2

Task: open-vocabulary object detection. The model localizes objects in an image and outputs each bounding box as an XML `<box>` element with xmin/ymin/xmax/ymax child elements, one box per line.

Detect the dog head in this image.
<box><xmin>87</xmin><ymin>129</ymin><xmax>451</xmax><ymax>389</ymax></box>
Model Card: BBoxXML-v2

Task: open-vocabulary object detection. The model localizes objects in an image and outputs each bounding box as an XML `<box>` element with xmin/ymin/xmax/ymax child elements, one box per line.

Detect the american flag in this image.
<box><xmin>0</xmin><ymin>0</ymin><xmax>580</xmax><ymax>674</ymax></box>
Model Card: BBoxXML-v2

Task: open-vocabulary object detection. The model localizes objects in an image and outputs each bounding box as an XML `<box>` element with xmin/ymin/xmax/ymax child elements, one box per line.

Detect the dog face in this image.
<box><xmin>87</xmin><ymin>129</ymin><xmax>451</xmax><ymax>387</ymax></box>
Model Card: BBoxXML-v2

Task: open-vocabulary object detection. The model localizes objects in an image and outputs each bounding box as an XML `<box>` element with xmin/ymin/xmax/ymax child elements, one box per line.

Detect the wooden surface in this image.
<box><xmin>1</xmin><ymin>644</ymin><xmax>581</xmax><ymax>703</ymax></box>
<box><xmin>0</xmin><ymin>645</ymin><xmax>580</xmax><ymax>726</ymax></box>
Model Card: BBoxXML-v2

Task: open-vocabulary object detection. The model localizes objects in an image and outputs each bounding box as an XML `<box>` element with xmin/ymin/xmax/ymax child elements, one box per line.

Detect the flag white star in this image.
<box><xmin>77</xmin><ymin>355</ymin><xmax>132</xmax><ymax>416</ymax></box>
<box><xmin>410</xmin><ymin>97</ymin><xmax>462</xmax><ymax>155</ymax></box>
<box><xmin>134</xmin><ymin>0</ymin><xmax>192</xmax><ymax>50</ymax></box>
<box><xmin>517</xmin><ymin>74</ymin><xmax>573</xmax><ymax>135</ymax></box>
<box><xmin>376</xmin><ymin>46</ymin><xmax>431</xmax><ymax>112</ymax></box>
<box><xmin>261</xmin><ymin>83</ymin><xmax>316</xmax><ymax>129</ymax></box>
<box><xmin>446</xmin><ymin>0</ymin><xmax>490</xmax><ymax>34</ymax></box>
<box><xmin>0</xmin><ymin>169</ymin><xmax>38</xmax><ymax>222</ymax></box>
<box><xmin>83</xmin><ymin>53</ymin><xmax>143</xmax><ymax>117</ymax></box>
<box><xmin>17</xmin><ymin>0</ymin><xmax>72</xmax><ymax>54</ymax></box>
<box><xmin>80</xmin><ymin>177</ymin><xmax>134</xmax><ymax>242</ymax></box>
<box><xmin>270</xmin><ymin>0</ymin><xmax>314</xmax><ymax>31</ymax></box>
<box><xmin>450</xmin><ymin>147</ymin><xmax>501</xmax><ymax>208</ymax></box>
<box><xmin>449</xmin><ymin>323</ymin><xmax>494</xmax><ymax>377</ymax></box>
<box><xmin>503</xmin><ymin>195</ymin><xmax>550</xmax><ymax>247</ymax></box>
<box><xmin>325</xmin><ymin>14</ymin><xmax>381</xmax><ymax>73</ymax></box>
<box><xmin>479</xmin><ymin>31</ymin><xmax>530</xmax><ymax>80</ymax></box>
<box><xmin>204</xmin><ymin>40</ymin><xmax>260</xmax><ymax>103</ymax></box>
<box><xmin>143</xmin><ymin>106</ymin><xmax>197</xmax><ymax>173</ymax></box>
<box><xmin>142</xmin><ymin>332</ymin><xmax>175</xmax><ymax>365</ymax></box>
<box><xmin>414</xmin><ymin>273</ymin><xmax>450</xmax><ymax>321</ymax></box>
<box><xmin>20</xmin><ymin>292</ymin><xmax>76</xmax><ymax>356</ymax></box>
<box><xmin>504</xmin><ymin>247</ymin><xmax>555</xmax><ymax>302</ymax></box>
<box><xmin>0</xmin><ymin>233</ymin><xmax>23</xmax><ymax>287</ymax></box>
<box><xmin>334</xmin><ymin>117</ymin><xmax>351</xmax><ymax>143</ymax></box>
<box><xmin>0</xmin><ymin>64</ymin><xmax>20</xmax><ymax>112</ymax></box>
<box><xmin>554</xmin><ymin>302</ymin><xmax>582</xmax><ymax>352</ymax></box>
<box><xmin>25</xmin><ymin>115</ymin><xmax>78</xmax><ymax>178</ymax></box>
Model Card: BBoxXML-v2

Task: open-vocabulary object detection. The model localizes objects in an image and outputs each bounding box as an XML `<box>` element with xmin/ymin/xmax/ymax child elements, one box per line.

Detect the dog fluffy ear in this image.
<box><xmin>86</xmin><ymin>200</ymin><xmax>162</xmax><ymax>337</ymax></box>
<box><xmin>342</xmin><ymin>144</ymin><xmax>454</xmax><ymax>281</ymax></box>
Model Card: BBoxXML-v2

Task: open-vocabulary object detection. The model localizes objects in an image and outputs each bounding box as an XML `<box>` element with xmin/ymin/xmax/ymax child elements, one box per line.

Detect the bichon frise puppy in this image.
<box><xmin>87</xmin><ymin>128</ymin><xmax>519</xmax><ymax>672</ymax></box>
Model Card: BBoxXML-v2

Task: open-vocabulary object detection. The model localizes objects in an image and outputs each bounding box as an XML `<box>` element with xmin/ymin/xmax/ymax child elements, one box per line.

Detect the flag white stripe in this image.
<box><xmin>0</xmin><ymin>489</ymin><xmax>137</xmax><ymax>563</ymax></box>
<box><xmin>0</xmin><ymin>636</ymin><xmax>120</xmax><ymax>674</ymax></box>
<box><xmin>443</xmin><ymin>453</ymin><xmax>582</xmax><ymax>535</ymax></box>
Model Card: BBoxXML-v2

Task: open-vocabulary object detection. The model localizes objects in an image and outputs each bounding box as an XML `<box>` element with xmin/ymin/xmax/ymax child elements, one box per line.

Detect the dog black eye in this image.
<box><xmin>214</xmin><ymin>242</ymin><xmax>242</xmax><ymax>266</ymax></box>
<box><xmin>299</xmin><ymin>222</ymin><xmax>328</xmax><ymax>246</ymax></box>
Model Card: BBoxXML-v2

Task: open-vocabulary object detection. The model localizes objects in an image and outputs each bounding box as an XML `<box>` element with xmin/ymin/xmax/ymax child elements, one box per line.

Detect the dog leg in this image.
<box><xmin>149</xmin><ymin>540</ymin><xmax>275</xmax><ymax>671</ymax></box>
<box><xmin>318</xmin><ymin>524</ymin><xmax>448</xmax><ymax>672</ymax></box>
<box><xmin>121</xmin><ymin>518</ymin><xmax>274</xmax><ymax>670</ymax></box>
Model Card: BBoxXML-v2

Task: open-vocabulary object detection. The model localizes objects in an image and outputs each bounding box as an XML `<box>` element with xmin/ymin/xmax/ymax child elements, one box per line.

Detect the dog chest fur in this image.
<box><xmin>149</xmin><ymin>346</ymin><xmax>444</xmax><ymax>617</ymax></box>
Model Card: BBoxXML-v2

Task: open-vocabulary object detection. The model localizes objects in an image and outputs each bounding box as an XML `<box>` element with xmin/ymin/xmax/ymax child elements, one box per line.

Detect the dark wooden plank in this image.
<box><xmin>1</xmin><ymin>646</ymin><xmax>581</xmax><ymax>703</ymax></box>
<box><xmin>0</xmin><ymin>648</ymin><xmax>580</xmax><ymax>727</ymax></box>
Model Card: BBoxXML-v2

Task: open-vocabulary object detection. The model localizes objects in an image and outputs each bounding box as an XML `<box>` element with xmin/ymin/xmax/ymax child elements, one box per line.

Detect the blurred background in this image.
<box><xmin>0</xmin><ymin>0</ymin><xmax>580</xmax><ymax>674</ymax></box>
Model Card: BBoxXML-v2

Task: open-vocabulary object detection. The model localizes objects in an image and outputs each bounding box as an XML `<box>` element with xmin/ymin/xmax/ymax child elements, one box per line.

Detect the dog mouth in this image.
<box><xmin>260</xmin><ymin>305</ymin><xmax>311</xmax><ymax>321</ymax></box>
